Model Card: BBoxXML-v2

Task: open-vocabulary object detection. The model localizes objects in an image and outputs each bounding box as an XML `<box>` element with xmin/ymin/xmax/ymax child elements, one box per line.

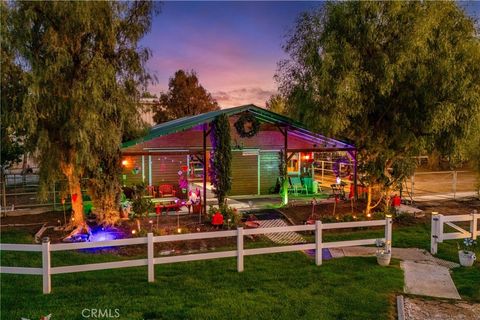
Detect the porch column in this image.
<box><xmin>202</xmin><ymin>124</ymin><xmax>208</xmax><ymax>220</ymax></box>
<box><xmin>353</xmin><ymin>150</ymin><xmax>358</xmax><ymax>200</ymax></box>
<box><xmin>283</xmin><ymin>127</ymin><xmax>289</xmax><ymax>205</ymax></box>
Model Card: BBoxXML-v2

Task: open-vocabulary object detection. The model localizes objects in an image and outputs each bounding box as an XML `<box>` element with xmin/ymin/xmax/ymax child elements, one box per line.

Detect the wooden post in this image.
<box><xmin>411</xmin><ymin>174</ymin><xmax>415</xmax><ymax>202</ymax></box>
<box><xmin>283</xmin><ymin>127</ymin><xmax>289</xmax><ymax>205</ymax></box>
<box><xmin>315</xmin><ymin>220</ymin><xmax>323</xmax><ymax>266</ymax></box>
<box><xmin>42</xmin><ymin>237</ymin><xmax>51</xmax><ymax>294</ymax></box>
<box><xmin>452</xmin><ymin>171</ymin><xmax>457</xmax><ymax>200</ymax></box>
<box><xmin>385</xmin><ymin>215</ymin><xmax>392</xmax><ymax>253</ymax></box>
<box><xmin>202</xmin><ymin>124</ymin><xmax>208</xmax><ymax>221</ymax></box>
<box><xmin>237</xmin><ymin>227</ymin><xmax>244</xmax><ymax>272</ymax></box>
<box><xmin>437</xmin><ymin>214</ymin><xmax>444</xmax><ymax>243</ymax></box>
<box><xmin>353</xmin><ymin>150</ymin><xmax>358</xmax><ymax>200</ymax></box>
<box><xmin>430</xmin><ymin>212</ymin><xmax>438</xmax><ymax>254</ymax></box>
<box><xmin>147</xmin><ymin>233</ymin><xmax>154</xmax><ymax>282</ymax></box>
<box><xmin>321</xmin><ymin>161</ymin><xmax>324</xmax><ymax>183</ymax></box>
<box><xmin>471</xmin><ymin>210</ymin><xmax>478</xmax><ymax>240</ymax></box>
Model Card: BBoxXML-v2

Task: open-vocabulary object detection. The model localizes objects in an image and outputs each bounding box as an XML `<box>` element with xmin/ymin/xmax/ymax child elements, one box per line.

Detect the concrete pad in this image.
<box><xmin>401</xmin><ymin>261</ymin><xmax>461</xmax><ymax>299</ymax></box>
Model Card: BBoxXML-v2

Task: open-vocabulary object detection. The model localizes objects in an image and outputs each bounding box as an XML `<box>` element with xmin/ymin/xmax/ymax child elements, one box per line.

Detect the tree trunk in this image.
<box><xmin>61</xmin><ymin>162</ymin><xmax>84</xmax><ymax>225</ymax></box>
<box><xmin>365</xmin><ymin>185</ymin><xmax>383</xmax><ymax>215</ymax></box>
<box><xmin>89</xmin><ymin>182</ymin><xmax>121</xmax><ymax>226</ymax></box>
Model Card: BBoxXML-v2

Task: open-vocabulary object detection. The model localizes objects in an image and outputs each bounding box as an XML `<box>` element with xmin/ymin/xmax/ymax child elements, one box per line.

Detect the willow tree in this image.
<box><xmin>277</xmin><ymin>2</ymin><xmax>480</xmax><ymax>213</ymax></box>
<box><xmin>8</xmin><ymin>2</ymin><xmax>157</xmax><ymax>225</ymax></box>
<box><xmin>0</xmin><ymin>2</ymin><xmax>29</xmax><ymax>208</ymax></box>
<box><xmin>209</xmin><ymin>114</ymin><xmax>232</xmax><ymax>206</ymax></box>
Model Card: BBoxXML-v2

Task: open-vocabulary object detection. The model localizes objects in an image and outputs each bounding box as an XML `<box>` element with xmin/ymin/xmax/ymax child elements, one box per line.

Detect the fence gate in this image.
<box><xmin>430</xmin><ymin>211</ymin><xmax>479</xmax><ymax>254</ymax></box>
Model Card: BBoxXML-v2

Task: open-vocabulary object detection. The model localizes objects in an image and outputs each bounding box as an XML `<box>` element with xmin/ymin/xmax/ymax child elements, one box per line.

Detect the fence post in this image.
<box><xmin>430</xmin><ymin>212</ymin><xmax>439</xmax><ymax>254</ymax></box>
<box><xmin>237</xmin><ymin>227</ymin><xmax>244</xmax><ymax>272</ymax></box>
<box><xmin>471</xmin><ymin>210</ymin><xmax>478</xmax><ymax>240</ymax></box>
<box><xmin>385</xmin><ymin>215</ymin><xmax>392</xmax><ymax>253</ymax></box>
<box><xmin>147</xmin><ymin>233</ymin><xmax>154</xmax><ymax>282</ymax></box>
<box><xmin>42</xmin><ymin>237</ymin><xmax>51</xmax><ymax>294</ymax></box>
<box><xmin>452</xmin><ymin>171</ymin><xmax>457</xmax><ymax>200</ymax></box>
<box><xmin>411</xmin><ymin>174</ymin><xmax>415</xmax><ymax>201</ymax></box>
<box><xmin>437</xmin><ymin>214</ymin><xmax>444</xmax><ymax>243</ymax></box>
<box><xmin>315</xmin><ymin>220</ymin><xmax>323</xmax><ymax>266</ymax></box>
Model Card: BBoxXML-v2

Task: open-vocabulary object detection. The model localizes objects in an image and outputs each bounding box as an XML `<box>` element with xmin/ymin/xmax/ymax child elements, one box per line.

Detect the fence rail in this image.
<box><xmin>430</xmin><ymin>211</ymin><xmax>479</xmax><ymax>254</ymax></box>
<box><xmin>0</xmin><ymin>218</ymin><xmax>392</xmax><ymax>294</ymax></box>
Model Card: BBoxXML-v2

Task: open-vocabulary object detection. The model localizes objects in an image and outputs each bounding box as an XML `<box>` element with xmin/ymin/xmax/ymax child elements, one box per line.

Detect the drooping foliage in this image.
<box><xmin>209</xmin><ymin>114</ymin><xmax>232</xmax><ymax>206</ymax></box>
<box><xmin>8</xmin><ymin>2</ymin><xmax>157</xmax><ymax>225</ymax></box>
<box><xmin>277</xmin><ymin>2</ymin><xmax>480</xmax><ymax>212</ymax></box>
<box><xmin>1</xmin><ymin>2</ymin><xmax>28</xmax><ymax>172</ymax></box>
<box><xmin>152</xmin><ymin>70</ymin><xmax>220</xmax><ymax>124</ymax></box>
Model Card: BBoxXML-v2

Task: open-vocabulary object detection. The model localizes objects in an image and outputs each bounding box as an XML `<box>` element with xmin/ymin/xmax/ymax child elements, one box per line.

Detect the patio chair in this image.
<box><xmin>303</xmin><ymin>177</ymin><xmax>320</xmax><ymax>194</ymax></box>
<box><xmin>290</xmin><ymin>177</ymin><xmax>308</xmax><ymax>195</ymax></box>
<box><xmin>158</xmin><ymin>184</ymin><xmax>176</xmax><ymax>198</ymax></box>
<box><xmin>146</xmin><ymin>185</ymin><xmax>157</xmax><ymax>198</ymax></box>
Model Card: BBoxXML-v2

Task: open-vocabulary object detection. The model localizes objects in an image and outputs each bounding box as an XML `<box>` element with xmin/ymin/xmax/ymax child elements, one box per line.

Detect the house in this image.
<box><xmin>121</xmin><ymin>104</ymin><xmax>356</xmax><ymax>209</ymax></box>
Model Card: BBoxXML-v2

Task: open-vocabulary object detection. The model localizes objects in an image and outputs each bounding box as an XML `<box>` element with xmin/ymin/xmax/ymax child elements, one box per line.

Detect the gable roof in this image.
<box><xmin>122</xmin><ymin>104</ymin><xmax>354</xmax><ymax>150</ymax></box>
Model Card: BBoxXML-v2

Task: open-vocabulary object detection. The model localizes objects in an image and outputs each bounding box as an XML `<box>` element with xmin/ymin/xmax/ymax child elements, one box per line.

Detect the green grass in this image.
<box><xmin>307</xmin><ymin>221</ymin><xmax>480</xmax><ymax>301</ymax></box>
<box><xmin>0</xmin><ymin>229</ymin><xmax>402</xmax><ymax>320</ymax></box>
<box><xmin>2</xmin><ymin>219</ymin><xmax>479</xmax><ymax>319</ymax></box>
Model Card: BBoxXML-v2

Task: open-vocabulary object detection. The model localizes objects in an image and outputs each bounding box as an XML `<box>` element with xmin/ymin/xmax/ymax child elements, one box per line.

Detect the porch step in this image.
<box><xmin>255</xmin><ymin>219</ymin><xmax>306</xmax><ymax>245</ymax></box>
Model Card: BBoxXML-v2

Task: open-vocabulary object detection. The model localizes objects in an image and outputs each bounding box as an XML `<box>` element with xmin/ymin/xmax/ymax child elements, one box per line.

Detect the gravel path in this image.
<box><xmin>404</xmin><ymin>297</ymin><xmax>480</xmax><ymax>320</ymax></box>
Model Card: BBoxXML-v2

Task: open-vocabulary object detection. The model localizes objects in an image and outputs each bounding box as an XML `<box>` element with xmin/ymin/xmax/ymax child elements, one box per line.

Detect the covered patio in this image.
<box><xmin>120</xmin><ymin>104</ymin><xmax>357</xmax><ymax>214</ymax></box>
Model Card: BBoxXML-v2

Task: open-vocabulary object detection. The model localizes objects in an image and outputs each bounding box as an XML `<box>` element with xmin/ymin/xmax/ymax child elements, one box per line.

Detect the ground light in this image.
<box><xmin>89</xmin><ymin>226</ymin><xmax>124</xmax><ymax>242</ymax></box>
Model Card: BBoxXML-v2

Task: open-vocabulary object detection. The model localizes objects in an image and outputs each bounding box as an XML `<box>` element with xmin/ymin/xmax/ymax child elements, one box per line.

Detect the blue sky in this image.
<box><xmin>141</xmin><ymin>1</ymin><xmax>479</xmax><ymax>108</ymax></box>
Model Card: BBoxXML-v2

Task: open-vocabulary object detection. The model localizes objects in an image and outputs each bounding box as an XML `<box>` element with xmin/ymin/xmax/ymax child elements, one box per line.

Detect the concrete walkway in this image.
<box><xmin>401</xmin><ymin>261</ymin><xmax>461</xmax><ymax>299</ymax></box>
<box><xmin>329</xmin><ymin>246</ymin><xmax>461</xmax><ymax>299</ymax></box>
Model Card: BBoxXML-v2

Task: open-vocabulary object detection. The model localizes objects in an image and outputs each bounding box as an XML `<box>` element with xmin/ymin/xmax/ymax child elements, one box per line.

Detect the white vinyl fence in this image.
<box><xmin>1</xmin><ymin>218</ymin><xmax>392</xmax><ymax>294</ymax></box>
<box><xmin>430</xmin><ymin>211</ymin><xmax>479</xmax><ymax>254</ymax></box>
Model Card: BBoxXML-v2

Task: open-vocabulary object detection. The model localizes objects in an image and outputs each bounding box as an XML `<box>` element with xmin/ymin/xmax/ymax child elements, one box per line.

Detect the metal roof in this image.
<box><xmin>122</xmin><ymin>104</ymin><xmax>354</xmax><ymax>150</ymax></box>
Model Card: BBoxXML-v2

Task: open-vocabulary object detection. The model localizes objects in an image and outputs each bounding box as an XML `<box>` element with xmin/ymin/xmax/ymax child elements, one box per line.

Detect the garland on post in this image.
<box><xmin>209</xmin><ymin>114</ymin><xmax>232</xmax><ymax>206</ymax></box>
<box><xmin>234</xmin><ymin>113</ymin><xmax>260</xmax><ymax>138</ymax></box>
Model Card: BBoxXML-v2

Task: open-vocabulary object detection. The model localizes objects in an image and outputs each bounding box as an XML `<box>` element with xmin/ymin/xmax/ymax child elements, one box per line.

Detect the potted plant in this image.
<box><xmin>375</xmin><ymin>239</ymin><xmax>391</xmax><ymax>266</ymax></box>
<box><xmin>458</xmin><ymin>238</ymin><xmax>477</xmax><ymax>267</ymax></box>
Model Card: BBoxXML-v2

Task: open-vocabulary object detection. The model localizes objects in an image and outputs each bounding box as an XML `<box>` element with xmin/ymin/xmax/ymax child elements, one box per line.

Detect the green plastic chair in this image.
<box><xmin>290</xmin><ymin>177</ymin><xmax>307</xmax><ymax>195</ymax></box>
<box><xmin>303</xmin><ymin>177</ymin><xmax>320</xmax><ymax>194</ymax></box>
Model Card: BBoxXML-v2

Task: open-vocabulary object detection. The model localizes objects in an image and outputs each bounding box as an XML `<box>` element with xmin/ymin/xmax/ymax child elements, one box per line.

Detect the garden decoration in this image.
<box><xmin>458</xmin><ymin>238</ymin><xmax>477</xmax><ymax>267</ymax></box>
<box><xmin>234</xmin><ymin>113</ymin><xmax>260</xmax><ymax>138</ymax></box>
<box><xmin>375</xmin><ymin>239</ymin><xmax>391</xmax><ymax>266</ymax></box>
<box><xmin>178</xmin><ymin>170</ymin><xmax>188</xmax><ymax>193</ymax></box>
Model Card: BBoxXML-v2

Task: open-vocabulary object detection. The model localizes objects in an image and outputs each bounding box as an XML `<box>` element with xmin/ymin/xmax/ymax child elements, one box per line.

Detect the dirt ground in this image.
<box><xmin>404</xmin><ymin>296</ymin><xmax>480</xmax><ymax>320</ymax></box>
<box><xmin>415</xmin><ymin>198</ymin><xmax>480</xmax><ymax>216</ymax></box>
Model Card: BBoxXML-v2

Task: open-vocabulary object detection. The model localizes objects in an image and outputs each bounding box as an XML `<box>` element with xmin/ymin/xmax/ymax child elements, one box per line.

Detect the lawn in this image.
<box><xmin>2</xmin><ymin>219</ymin><xmax>479</xmax><ymax>319</ymax></box>
<box><xmin>0</xmin><ymin>230</ymin><xmax>403</xmax><ymax>320</ymax></box>
<box><xmin>313</xmin><ymin>221</ymin><xmax>480</xmax><ymax>301</ymax></box>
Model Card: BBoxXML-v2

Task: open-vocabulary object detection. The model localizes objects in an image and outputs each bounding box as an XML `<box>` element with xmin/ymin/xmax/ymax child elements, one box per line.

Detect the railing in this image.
<box><xmin>430</xmin><ymin>211</ymin><xmax>479</xmax><ymax>254</ymax></box>
<box><xmin>0</xmin><ymin>218</ymin><xmax>392</xmax><ymax>294</ymax></box>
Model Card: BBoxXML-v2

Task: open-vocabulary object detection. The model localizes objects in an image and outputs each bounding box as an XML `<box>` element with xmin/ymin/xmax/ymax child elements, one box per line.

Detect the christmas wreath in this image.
<box><xmin>234</xmin><ymin>113</ymin><xmax>260</xmax><ymax>138</ymax></box>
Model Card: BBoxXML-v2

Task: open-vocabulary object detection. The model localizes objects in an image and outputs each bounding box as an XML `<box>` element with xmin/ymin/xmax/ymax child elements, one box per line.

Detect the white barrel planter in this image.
<box><xmin>376</xmin><ymin>251</ymin><xmax>391</xmax><ymax>266</ymax></box>
<box><xmin>458</xmin><ymin>250</ymin><xmax>476</xmax><ymax>267</ymax></box>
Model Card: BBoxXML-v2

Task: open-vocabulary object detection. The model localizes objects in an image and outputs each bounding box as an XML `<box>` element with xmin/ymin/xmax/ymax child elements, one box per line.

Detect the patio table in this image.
<box><xmin>152</xmin><ymin>197</ymin><xmax>182</xmax><ymax>215</ymax></box>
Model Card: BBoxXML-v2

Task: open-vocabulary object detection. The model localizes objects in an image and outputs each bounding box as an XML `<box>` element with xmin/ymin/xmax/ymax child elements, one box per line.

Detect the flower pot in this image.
<box><xmin>458</xmin><ymin>250</ymin><xmax>476</xmax><ymax>267</ymax></box>
<box><xmin>376</xmin><ymin>252</ymin><xmax>391</xmax><ymax>266</ymax></box>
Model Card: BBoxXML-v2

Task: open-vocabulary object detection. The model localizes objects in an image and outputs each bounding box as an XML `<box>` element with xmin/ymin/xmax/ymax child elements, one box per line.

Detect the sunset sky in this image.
<box><xmin>141</xmin><ymin>1</ymin><xmax>479</xmax><ymax>108</ymax></box>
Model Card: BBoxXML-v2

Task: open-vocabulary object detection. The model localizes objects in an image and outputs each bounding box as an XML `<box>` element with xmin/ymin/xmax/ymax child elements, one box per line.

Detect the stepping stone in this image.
<box><xmin>401</xmin><ymin>261</ymin><xmax>461</xmax><ymax>299</ymax></box>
